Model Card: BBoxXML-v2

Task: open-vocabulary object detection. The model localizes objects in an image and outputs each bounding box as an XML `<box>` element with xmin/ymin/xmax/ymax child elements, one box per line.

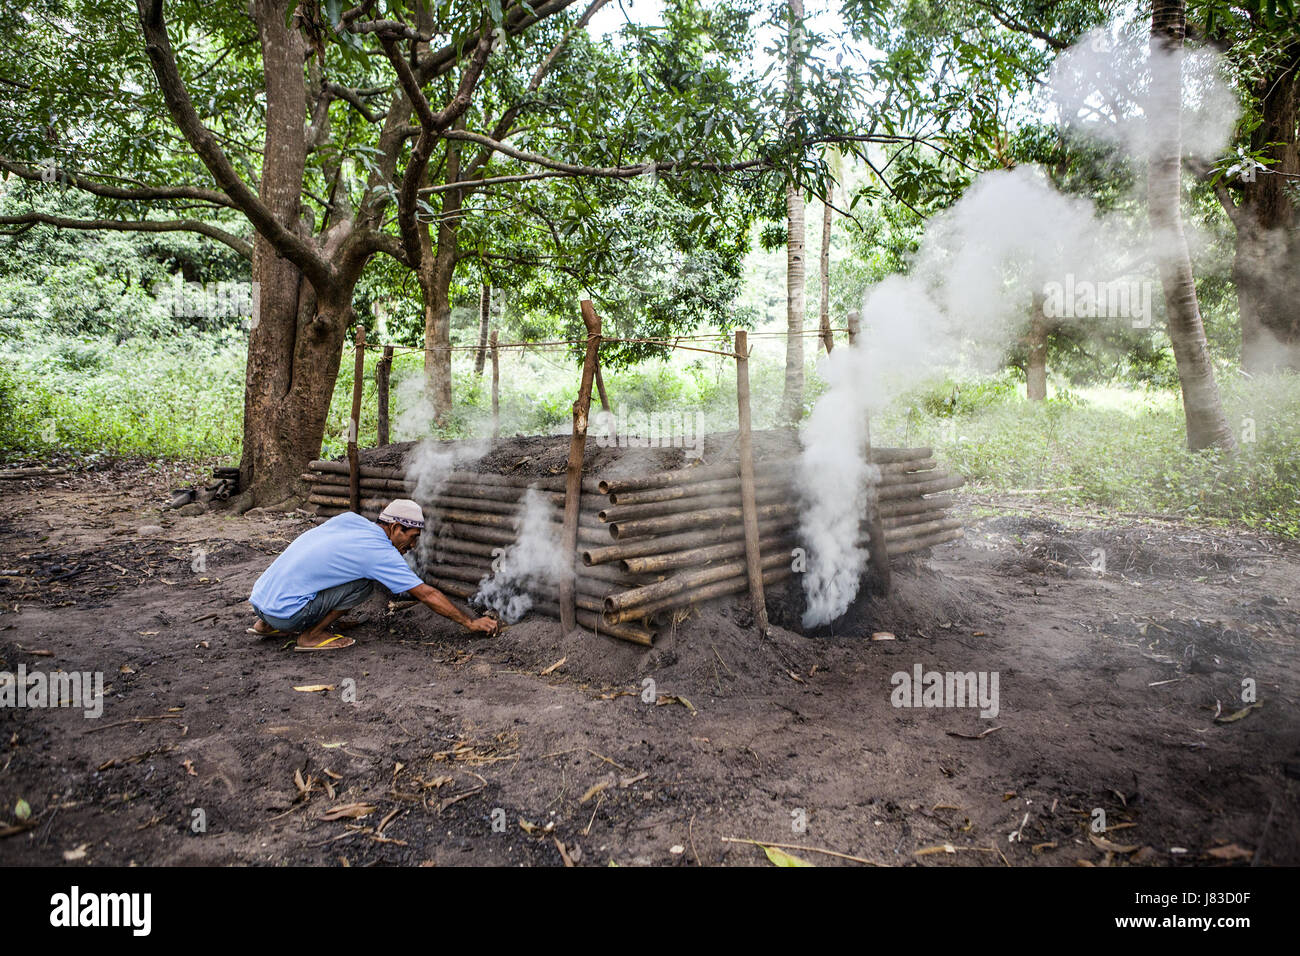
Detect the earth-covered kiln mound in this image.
<box><xmin>304</xmin><ymin>431</ymin><xmax>964</xmax><ymax>645</ymax></box>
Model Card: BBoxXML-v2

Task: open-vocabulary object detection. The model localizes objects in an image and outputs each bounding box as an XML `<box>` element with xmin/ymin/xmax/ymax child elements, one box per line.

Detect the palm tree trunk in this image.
<box><xmin>474</xmin><ymin>284</ymin><xmax>491</xmax><ymax>375</ymax></box>
<box><xmin>1148</xmin><ymin>0</ymin><xmax>1236</xmax><ymax>451</ymax></box>
<box><xmin>818</xmin><ymin>185</ymin><xmax>834</xmax><ymax>354</ymax></box>
<box><xmin>1026</xmin><ymin>291</ymin><xmax>1047</xmax><ymax>401</ymax></box>
<box><xmin>782</xmin><ymin>0</ymin><xmax>806</xmax><ymax>424</ymax></box>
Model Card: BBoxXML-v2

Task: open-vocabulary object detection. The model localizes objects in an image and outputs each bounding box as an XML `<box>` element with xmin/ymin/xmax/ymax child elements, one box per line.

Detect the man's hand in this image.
<box><xmin>410</xmin><ymin>583</ymin><xmax>499</xmax><ymax>635</ymax></box>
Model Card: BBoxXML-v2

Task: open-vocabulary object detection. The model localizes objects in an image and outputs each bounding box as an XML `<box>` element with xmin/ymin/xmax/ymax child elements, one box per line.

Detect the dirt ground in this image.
<box><xmin>1</xmin><ymin>464</ymin><xmax>1297</xmax><ymax>867</ymax></box>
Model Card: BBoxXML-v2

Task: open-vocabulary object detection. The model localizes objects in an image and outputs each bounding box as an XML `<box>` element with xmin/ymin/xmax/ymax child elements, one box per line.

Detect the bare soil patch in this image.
<box><xmin>1</xmin><ymin>467</ymin><xmax>1297</xmax><ymax>866</ymax></box>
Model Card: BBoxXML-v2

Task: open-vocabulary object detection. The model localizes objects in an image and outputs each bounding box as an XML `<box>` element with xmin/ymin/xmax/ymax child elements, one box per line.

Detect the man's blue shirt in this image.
<box><xmin>250</xmin><ymin>512</ymin><xmax>423</xmax><ymax>618</ymax></box>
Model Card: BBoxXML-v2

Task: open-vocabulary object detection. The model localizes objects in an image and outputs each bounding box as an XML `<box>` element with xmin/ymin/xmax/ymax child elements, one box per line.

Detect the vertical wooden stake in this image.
<box><xmin>490</xmin><ymin>329</ymin><xmax>500</xmax><ymax>441</ymax></box>
<box><xmin>734</xmin><ymin>330</ymin><xmax>769</xmax><ymax>638</ymax></box>
<box><xmin>560</xmin><ymin>301</ymin><xmax>601</xmax><ymax>633</ymax></box>
<box><xmin>348</xmin><ymin>325</ymin><xmax>366</xmax><ymax>514</ymax></box>
<box><xmin>376</xmin><ymin>345</ymin><xmax>393</xmax><ymax>447</ymax></box>
<box><xmin>847</xmin><ymin>310</ymin><xmax>860</xmax><ymax>347</ymax></box>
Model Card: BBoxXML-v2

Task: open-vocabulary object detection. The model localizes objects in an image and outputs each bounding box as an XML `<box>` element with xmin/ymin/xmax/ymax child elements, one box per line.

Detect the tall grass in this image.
<box><xmin>0</xmin><ymin>330</ymin><xmax>245</xmax><ymax>462</ymax></box>
<box><xmin>878</xmin><ymin>372</ymin><xmax>1300</xmax><ymax>537</ymax></box>
<box><xmin>3</xmin><ymin>327</ymin><xmax>1296</xmax><ymax>538</ymax></box>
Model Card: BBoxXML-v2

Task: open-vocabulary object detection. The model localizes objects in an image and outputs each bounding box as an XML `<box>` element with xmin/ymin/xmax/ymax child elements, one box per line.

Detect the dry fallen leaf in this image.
<box><xmin>1214</xmin><ymin>703</ymin><xmax>1262</xmax><ymax>724</ymax></box>
<box><xmin>762</xmin><ymin>845</ymin><xmax>813</xmax><ymax>866</ymax></box>
<box><xmin>1089</xmin><ymin>833</ymin><xmax>1141</xmax><ymax>854</ymax></box>
<box><xmin>655</xmin><ymin>694</ymin><xmax>696</xmax><ymax>714</ymax></box>
<box><xmin>554</xmin><ymin>837</ymin><xmax>575</xmax><ymax>867</ymax></box>
<box><xmin>319</xmin><ymin>802</ymin><xmax>377</xmax><ymax>821</ymax></box>
<box><xmin>870</xmin><ymin>631</ymin><xmax>896</xmax><ymax>641</ymax></box>
<box><xmin>946</xmin><ymin>727</ymin><xmax>1004</xmax><ymax>740</ymax></box>
<box><xmin>1205</xmin><ymin>843</ymin><xmax>1252</xmax><ymax>861</ymax></box>
<box><xmin>182</xmin><ymin>759</ymin><xmax>197</xmax><ymax>777</ymax></box>
<box><xmin>63</xmin><ymin>843</ymin><xmax>89</xmax><ymax>862</ymax></box>
<box><xmin>294</xmin><ymin>684</ymin><xmax>336</xmax><ymax>693</ymax></box>
<box><xmin>915</xmin><ymin>843</ymin><xmax>958</xmax><ymax>857</ymax></box>
<box><xmin>580</xmin><ymin>779</ymin><xmax>613</xmax><ymax>805</ymax></box>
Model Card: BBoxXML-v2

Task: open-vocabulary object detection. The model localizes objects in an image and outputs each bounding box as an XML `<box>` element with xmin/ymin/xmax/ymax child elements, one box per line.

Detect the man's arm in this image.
<box><xmin>409</xmin><ymin>583</ymin><xmax>499</xmax><ymax>634</ymax></box>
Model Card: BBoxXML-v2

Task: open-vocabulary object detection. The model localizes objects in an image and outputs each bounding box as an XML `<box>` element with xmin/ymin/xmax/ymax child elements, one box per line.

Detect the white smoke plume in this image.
<box><xmin>392</xmin><ymin>372</ymin><xmax>436</xmax><ymax>443</ymax></box>
<box><xmin>405</xmin><ymin>437</ymin><xmax>489</xmax><ymax>577</ymax></box>
<box><xmin>798</xmin><ymin>26</ymin><xmax>1239</xmax><ymax>626</ymax></box>
<box><xmin>472</xmin><ymin>488</ymin><xmax>573</xmax><ymax>623</ymax></box>
<box><xmin>406</xmin><ymin>438</ymin><xmax>490</xmax><ymax>507</ymax></box>
<box><xmin>1048</xmin><ymin>27</ymin><xmax>1239</xmax><ymax>162</ymax></box>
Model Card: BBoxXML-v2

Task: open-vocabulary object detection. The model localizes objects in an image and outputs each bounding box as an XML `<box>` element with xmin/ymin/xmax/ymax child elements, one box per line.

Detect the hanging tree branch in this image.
<box><xmin>0</xmin><ymin>211</ymin><xmax>253</xmax><ymax>257</ymax></box>
<box><xmin>135</xmin><ymin>0</ymin><xmax>335</xmax><ymax>290</ymax></box>
<box><xmin>0</xmin><ymin>156</ymin><xmax>238</xmax><ymax>209</ymax></box>
<box><xmin>380</xmin><ymin>19</ymin><xmax>497</xmax><ymax>270</ymax></box>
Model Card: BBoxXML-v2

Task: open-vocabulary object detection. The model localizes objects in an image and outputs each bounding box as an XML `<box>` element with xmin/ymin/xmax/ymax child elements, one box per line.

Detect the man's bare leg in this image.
<box><xmin>298</xmin><ymin>608</ymin><xmax>354</xmax><ymax>649</ymax></box>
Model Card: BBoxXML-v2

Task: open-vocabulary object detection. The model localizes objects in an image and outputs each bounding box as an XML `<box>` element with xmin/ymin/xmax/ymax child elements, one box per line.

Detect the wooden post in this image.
<box><xmin>489</xmin><ymin>329</ymin><xmax>500</xmax><ymax>441</ymax></box>
<box><xmin>348</xmin><ymin>326</ymin><xmax>366</xmax><ymax>513</ymax></box>
<box><xmin>560</xmin><ymin>301</ymin><xmax>602</xmax><ymax>632</ymax></box>
<box><xmin>376</xmin><ymin>345</ymin><xmax>393</xmax><ymax>447</ymax></box>
<box><xmin>734</xmin><ymin>329</ymin><xmax>769</xmax><ymax>638</ymax></box>
<box><xmin>847</xmin><ymin>310</ymin><xmax>860</xmax><ymax>347</ymax></box>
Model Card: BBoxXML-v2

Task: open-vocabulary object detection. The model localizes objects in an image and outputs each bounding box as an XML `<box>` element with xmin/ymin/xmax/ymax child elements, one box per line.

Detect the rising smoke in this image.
<box><xmin>471</xmin><ymin>488</ymin><xmax>572</xmax><ymax>623</ymax></box>
<box><xmin>797</xmin><ymin>25</ymin><xmax>1240</xmax><ymax>626</ymax></box>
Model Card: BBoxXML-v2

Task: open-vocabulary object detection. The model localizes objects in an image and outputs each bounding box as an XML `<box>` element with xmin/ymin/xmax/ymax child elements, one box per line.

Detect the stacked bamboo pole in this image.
<box><xmin>300</xmin><ymin>437</ymin><xmax>963</xmax><ymax>642</ymax></box>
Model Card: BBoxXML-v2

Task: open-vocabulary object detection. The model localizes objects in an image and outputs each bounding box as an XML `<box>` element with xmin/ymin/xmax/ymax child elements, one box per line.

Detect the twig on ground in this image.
<box><xmin>721</xmin><ymin>836</ymin><xmax>883</xmax><ymax>866</ymax></box>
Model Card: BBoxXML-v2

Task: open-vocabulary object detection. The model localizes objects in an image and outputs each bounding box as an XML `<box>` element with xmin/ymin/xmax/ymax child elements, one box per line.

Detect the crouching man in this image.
<box><xmin>248</xmin><ymin>499</ymin><xmax>498</xmax><ymax>651</ymax></box>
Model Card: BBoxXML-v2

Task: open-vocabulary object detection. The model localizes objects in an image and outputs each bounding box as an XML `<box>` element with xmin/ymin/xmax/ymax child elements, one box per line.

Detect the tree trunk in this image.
<box><xmin>1148</xmin><ymin>0</ymin><xmax>1236</xmax><ymax>452</ymax></box>
<box><xmin>421</xmin><ymin>139</ymin><xmax>463</xmax><ymax>426</ymax></box>
<box><xmin>782</xmin><ymin>0</ymin><xmax>806</xmax><ymax>424</ymax></box>
<box><xmin>238</xmin><ymin>1</ymin><xmax>350</xmax><ymax>506</ymax></box>
<box><xmin>1234</xmin><ymin>62</ymin><xmax>1299</xmax><ymax>372</ymax></box>
<box><xmin>1026</xmin><ymin>291</ymin><xmax>1048</xmax><ymax>401</ymax></box>
<box><xmin>784</xmin><ymin>183</ymin><xmax>806</xmax><ymax>421</ymax></box>
<box><xmin>818</xmin><ymin>187</ymin><xmax>833</xmax><ymax>354</ymax></box>
<box><xmin>474</xmin><ymin>284</ymin><xmax>491</xmax><ymax>375</ymax></box>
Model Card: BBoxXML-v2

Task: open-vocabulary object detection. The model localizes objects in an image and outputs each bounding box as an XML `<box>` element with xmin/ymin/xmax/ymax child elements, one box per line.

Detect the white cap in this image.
<box><xmin>377</xmin><ymin>498</ymin><xmax>425</xmax><ymax>529</ymax></box>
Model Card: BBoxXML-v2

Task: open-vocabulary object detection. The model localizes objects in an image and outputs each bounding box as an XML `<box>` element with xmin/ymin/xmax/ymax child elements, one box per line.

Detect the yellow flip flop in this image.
<box><xmin>248</xmin><ymin>626</ymin><xmax>294</xmax><ymax>638</ymax></box>
<box><xmin>293</xmin><ymin>633</ymin><xmax>356</xmax><ymax>652</ymax></box>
